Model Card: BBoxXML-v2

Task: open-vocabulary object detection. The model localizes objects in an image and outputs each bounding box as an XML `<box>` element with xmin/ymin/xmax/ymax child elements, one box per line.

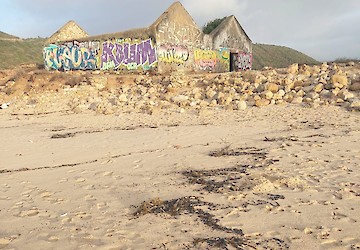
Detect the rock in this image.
<box><xmin>172</xmin><ymin>95</ymin><xmax>189</xmax><ymax>107</ymax></box>
<box><xmin>320</xmin><ymin>90</ymin><xmax>332</xmax><ymax>99</ymax></box>
<box><xmin>103</xmin><ymin>108</ymin><xmax>114</xmax><ymax>115</ymax></box>
<box><xmin>277</xmin><ymin>89</ymin><xmax>286</xmax><ymax>97</ymax></box>
<box><xmin>221</xmin><ymin>96</ymin><xmax>233</xmax><ymax>105</ymax></box>
<box><xmin>108</xmin><ymin>97</ymin><xmax>118</xmax><ymax>106</ymax></box>
<box><xmin>331</xmin><ymin>74</ymin><xmax>348</xmax><ymax>88</ymax></box>
<box><xmin>321</xmin><ymin>62</ymin><xmax>329</xmax><ymax>71</ymax></box>
<box><xmin>350</xmin><ymin>99</ymin><xmax>360</xmax><ymax>109</ymax></box>
<box><xmin>0</xmin><ymin>238</ymin><xmax>10</xmax><ymax>248</ymax></box>
<box><xmin>304</xmin><ymin>228</ymin><xmax>313</xmax><ymax>235</ymax></box>
<box><xmin>255</xmin><ymin>99</ymin><xmax>270</xmax><ymax>107</ymax></box>
<box><xmin>287</xmin><ymin>64</ymin><xmax>299</xmax><ymax>74</ymax></box>
<box><xmin>296</xmin><ymin>89</ymin><xmax>305</xmax><ymax>97</ymax></box>
<box><xmin>88</xmin><ymin>102</ymin><xmax>98</xmax><ymax>111</ymax></box>
<box><xmin>118</xmin><ymin>94</ymin><xmax>127</xmax><ymax>102</ymax></box>
<box><xmin>303</xmin><ymin>85</ymin><xmax>313</xmax><ymax>93</ymax></box>
<box><xmin>236</xmin><ymin>100</ymin><xmax>247</xmax><ymax>110</ymax></box>
<box><xmin>266</xmin><ymin>83</ymin><xmax>279</xmax><ymax>93</ymax></box>
<box><xmin>214</xmin><ymin>92</ymin><xmax>225</xmax><ymax>100</ymax></box>
<box><xmin>206</xmin><ymin>89</ymin><xmax>217</xmax><ymax>99</ymax></box>
<box><xmin>307</xmin><ymin>92</ymin><xmax>319</xmax><ymax>100</ymax></box>
<box><xmin>0</xmin><ymin>103</ymin><xmax>9</xmax><ymax>109</ymax></box>
<box><xmin>313</xmin><ymin>83</ymin><xmax>324</xmax><ymax>93</ymax></box>
<box><xmin>261</xmin><ymin>90</ymin><xmax>274</xmax><ymax>100</ymax></box>
<box><xmin>346</xmin><ymin>61</ymin><xmax>355</xmax><ymax>66</ymax></box>
<box><xmin>349</xmin><ymin>82</ymin><xmax>360</xmax><ymax>92</ymax></box>
<box><xmin>292</xmin><ymin>97</ymin><xmax>303</xmax><ymax>104</ymax></box>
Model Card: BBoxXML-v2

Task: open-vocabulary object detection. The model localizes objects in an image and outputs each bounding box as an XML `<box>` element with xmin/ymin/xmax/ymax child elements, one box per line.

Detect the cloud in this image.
<box><xmin>183</xmin><ymin>0</ymin><xmax>248</xmax><ymax>26</ymax></box>
<box><xmin>1</xmin><ymin>0</ymin><xmax>359</xmax><ymax>61</ymax></box>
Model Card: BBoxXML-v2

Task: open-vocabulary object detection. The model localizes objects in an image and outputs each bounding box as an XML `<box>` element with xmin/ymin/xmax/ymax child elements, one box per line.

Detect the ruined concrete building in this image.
<box><xmin>43</xmin><ymin>2</ymin><xmax>252</xmax><ymax>73</ymax></box>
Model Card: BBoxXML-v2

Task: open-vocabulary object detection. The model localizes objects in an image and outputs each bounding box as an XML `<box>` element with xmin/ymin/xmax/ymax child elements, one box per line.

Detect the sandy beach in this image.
<box><xmin>0</xmin><ymin>103</ymin><xmax>359</xmax><ymax>249</ymax></box>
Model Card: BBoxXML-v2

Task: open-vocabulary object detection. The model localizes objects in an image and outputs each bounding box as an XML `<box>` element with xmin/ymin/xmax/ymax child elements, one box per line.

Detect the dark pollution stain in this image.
<box><xmin>133</xmin><ymin>146</ymin><xmax>289</xmax><ymax>249</ymax></box>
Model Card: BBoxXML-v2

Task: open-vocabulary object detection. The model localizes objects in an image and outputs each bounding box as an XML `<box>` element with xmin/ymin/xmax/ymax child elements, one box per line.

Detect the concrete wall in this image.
<box><xmin>153</xmin><ymin>2</ymin><xmax>203</xmax><ymax>73</ymax></box>
<box><xmin>43</xmin><ymin>5</ymin><xmax>251</xmax><ymax>73</ymax></box>
<box><xmin>210</xmin><ymin>16</ymin><xmax>252</xmax><ymax>71</ymax></box>
<box><xmin>43</xmin><ymin>38</ymin><xmax>158</xmax><ymax>72</ymax></box>
<box><xmin>47</xmin><ymin>21</ymin><xmax>89</xmax><ymax>45</ymax></box>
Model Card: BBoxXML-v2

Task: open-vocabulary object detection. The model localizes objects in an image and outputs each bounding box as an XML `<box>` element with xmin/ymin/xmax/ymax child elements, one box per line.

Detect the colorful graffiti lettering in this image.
<box><xmin>194</xmin><ymin>49</ymin><xmax>218</xmax><ymax>70</ymax></box>
<box><xmin>101</xmin><ymin>39</ymin><xmax>157</xmax><ymax>70</ymax></box>
<box><xmin>43</xmin><ymin>41</ymin><xmax>99</xmax><ymax>70</ymax></box>
<box><xmin>157</xmin><ymin>44</ymin><xmax>189</xmax><ymax>64</ymax></box>
<box><xmin>237</xmin><ymin>52</ymin><xmax>252</xmax><ymax>70</ymax></box>
<box><xmin>218</xmin><ymin>48</ymin><xmax>230</xmax><ymax>71</ymax></box>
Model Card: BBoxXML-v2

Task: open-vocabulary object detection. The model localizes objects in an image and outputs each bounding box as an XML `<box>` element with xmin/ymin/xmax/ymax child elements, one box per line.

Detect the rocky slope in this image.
<box><xmin>0</xmin><ymin>62</ymin><xmax>359</xmax><ymax>115</ymax></box>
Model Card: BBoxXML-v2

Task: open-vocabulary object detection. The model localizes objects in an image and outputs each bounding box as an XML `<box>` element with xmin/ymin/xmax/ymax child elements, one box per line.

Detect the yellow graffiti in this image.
<box><xmin>194</xmin><ymin>49</ymin><xmax>217</xmax><ymax>69</ymax></box>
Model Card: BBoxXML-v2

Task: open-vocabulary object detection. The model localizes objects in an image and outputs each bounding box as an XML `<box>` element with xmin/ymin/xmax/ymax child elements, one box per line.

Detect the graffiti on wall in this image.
<box><xmin>218</xmin><ymin>48</ymin><xmax>230</xmax><ymax>71</ymax></box>
<box><xmin>43</xmin><ymin>41</ymin><xmax>100</xmax><ymax>70</ymax></box>
<box><xmin>194</xmin><ymin>48</ymin><xmax>218</xmax><ymax>70</ymax></box>
<box><xmin>101</xmin><ymin>38</ymin><xmax>157</xmax><ymax>70</ymax></box>
<box><xmin>237</xmin><ymin>52</ymin><xmax>252</xmax><ymax>70</ymax></box>
<box><xmin>157</xmin><ymin>18</ymin><xmax>202</xmax><ymax>45</ymax></box>
<box><xmin>157</xmin><ymin>44</ymin><xmax>189</xmax><ymax>64</ymax></box>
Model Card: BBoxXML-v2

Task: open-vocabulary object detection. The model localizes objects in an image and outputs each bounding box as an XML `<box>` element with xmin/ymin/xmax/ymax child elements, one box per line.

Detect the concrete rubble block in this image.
<box><xmin>255</xmin><ymin>99</ymin><xmax>270</xmax><ymax>107</ymax></box>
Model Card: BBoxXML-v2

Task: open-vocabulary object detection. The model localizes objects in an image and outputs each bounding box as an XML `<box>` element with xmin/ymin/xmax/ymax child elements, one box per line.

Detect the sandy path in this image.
<box><xmin>0</xmin><ymin>105</ymin><xmax>359</xmax><ymax>249</ymax></box>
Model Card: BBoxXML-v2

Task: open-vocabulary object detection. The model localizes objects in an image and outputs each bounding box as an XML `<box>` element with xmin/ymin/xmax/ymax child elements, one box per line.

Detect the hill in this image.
<box><xmin>0</xmin><ymin>38</ymin><xmax>45</xmax><ymax>69</ymax></box>
<box><xmin>0</xmin><ymin>34</ymin><xmax>319</xmax><ymax>70</ymax></box>
<box><xmin>0</xmin><ymin>31</ymin><xmax>20</xmax><ymax>40</ymax></box>
<box><xmin>252</xmin><ymin>43</ymin><xmax>319</xmax><ymax>70</ymax></box>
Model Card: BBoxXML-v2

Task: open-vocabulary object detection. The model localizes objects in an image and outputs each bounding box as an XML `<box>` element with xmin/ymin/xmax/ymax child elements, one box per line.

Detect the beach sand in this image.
<box><xmin>0</xmin><ymin>104</ymin><xmax>359</xmax><ymax>249</ymax></box>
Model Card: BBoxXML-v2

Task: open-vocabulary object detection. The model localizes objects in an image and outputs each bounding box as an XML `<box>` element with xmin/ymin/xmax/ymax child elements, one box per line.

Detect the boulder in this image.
<box><xmin>118</xmin><ymin>94</ymin><xmax>128</xmax><ymax>102</ymax></box>
<box><xmin>292</xmin><ymin>97</ymin><xmax>303</xmax><ymax>104</ymax></box>
<box><xmin>255</xmin><ymin>99</ymin><xmax>270</xmax><ymax>107</ymax></box>
<box><xmin>331</xmin><ymin>74</ymin><xmax>348</xmax><ymax>88</ymax></box>
<box><xmin>261</xmin><ymin>90</ymin><xmax>274</xmax><ymax>100</ymax></box>
<box><xmin>349</xmin><ymin>82</ymin><xmax>360</xmax><ymax>92</ymax></box>
<box><xmin>287</xmin><ymin>64</ymin><xmax>299</xmax><ymax>74</ymax></box>
<box><xmin>236</xmin><ymin>100</ymin><xmax>247</xmax><ymax>110</ymax></box>
<box><xmin>266</xmin><ymin>83</ymin><xmax>279</xmax><ymax>93</ymax></box>
<box><xmin>313</xmin><ymin>83</ymin><xmax>324</xmax><ymax>93</ymax></box>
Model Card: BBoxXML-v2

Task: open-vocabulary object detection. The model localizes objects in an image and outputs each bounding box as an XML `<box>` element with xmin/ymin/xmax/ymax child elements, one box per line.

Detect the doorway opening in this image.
<box><xmin>230</xmin><ymin>53</ymin><xmax>238</xmax><ymax>72</ymax></box>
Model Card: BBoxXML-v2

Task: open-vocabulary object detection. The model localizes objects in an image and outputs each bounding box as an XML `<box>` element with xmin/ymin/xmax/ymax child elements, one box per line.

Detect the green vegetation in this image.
<box><xmin>252</xmin><ymin>44</ymin><xmax>319</xmax><ymax>70</ymax></box>
<box><xmin>202</xmin><ymin>17</ymin><xmax>226</xmax><ymax>34</ymax></box>
<box><xmin>333</xmin><ymin>57</ymin><xmax>360</xmax><ymax>64</ymax></box>
<box><xmin>0</xmin><ymin>38</ymin><xmax>45</xmax><ymax>69</ymax></box>
<box><xmin>0</xmin><ymin>31</ymin><xmax>20</xmax><ymax>40</ymax></box>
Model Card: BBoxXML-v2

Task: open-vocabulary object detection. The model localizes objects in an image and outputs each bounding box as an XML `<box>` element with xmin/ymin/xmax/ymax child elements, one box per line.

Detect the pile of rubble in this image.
<box><xmin>0</xmin><ymin>62</ymin><xmax>359</xmax><ymax>114</ymax></box>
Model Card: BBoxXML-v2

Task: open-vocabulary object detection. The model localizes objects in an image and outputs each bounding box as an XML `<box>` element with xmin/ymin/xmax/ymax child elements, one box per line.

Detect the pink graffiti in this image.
<box><xmin>157</xmin><ymin>44</ymin><xmax>189</xmax><ymax>64</ymax></box>
<box><xmin>237</xmin><ymin>52</ymin><xmax>252</xmax><ymax>70</ymax></box>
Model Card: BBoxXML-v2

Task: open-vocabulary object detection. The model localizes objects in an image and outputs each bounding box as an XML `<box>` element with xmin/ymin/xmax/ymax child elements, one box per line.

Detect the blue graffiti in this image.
<box><xmin>44</xmin><ymin>42</ymin><xmax>99</xmax><ymax>70</ymax></box>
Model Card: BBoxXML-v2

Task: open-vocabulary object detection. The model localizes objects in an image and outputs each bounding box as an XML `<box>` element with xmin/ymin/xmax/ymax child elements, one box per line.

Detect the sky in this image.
<box><xmin>1</xmin><ymin>0</ymin><xmax>359</xmax><ymax>61</ymax></box>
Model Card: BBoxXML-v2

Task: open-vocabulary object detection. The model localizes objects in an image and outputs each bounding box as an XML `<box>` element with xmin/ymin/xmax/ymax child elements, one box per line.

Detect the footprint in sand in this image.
<box><xmin>84</xmin><ymin>195</ymin><xmax>96</xmax><ymax>202</ymax></box>
<box><xmin>58</xmin><ymin>178</ymin><xmax>68</xmax><ymax>183</ymax></box>
<box><xmin>76</xmin><ymin>178</ymin><xmax>86</xmax><ymax>183</ymax></box>
<box><xmin>20</xmin><ymin>208</ymin><xmax>39</xmax><ymax>217</ymax></box>
<box><xmin>84</xmin><ymin>185</ymin><xmax>96</xmax><ymax>190</ymax></box>
<box><xmin>47</xmin><ymin>236</ymin><xmax>59</xmax><ymax>242</ymax></box>
<box><xmin>133</xmin><ymin>164</ymin><xmax>141</xmax><ymax>169</ymax></box>
<box><xmin>102</xmin><ymin>171</ymin><xmax>113</xmax><ymax>177</ymax></box>
<box><xmin>332</xmin><ymin>211</ymin><xmax>357</xmax><ymax>223</ymax></box>
<box><xmin>0</xmin><ymin>196</ymin><xmax>10</xmax><ymax>202</ymax></box>
<box><xmin>101</xmin><ymin>159</ymin><xmax>114</xmax><ymax>165</ymax></box>
<box><xmin>96</xmin><ymin>202</ymin><xmax>108</xmax><ymax>211</ymax></box>
<box><xmin>37</xmin><ymin>233</ymin><xmax>59</xmax><ymax>242</ymax></box>
<box><xmin>75</xmin><ymin>211</ymin><xmax>92</xmax><ymax>220</ymax></box>
<box><xmin>40</xmin><ymin>191</ymin><xmax>53</xmax><ymax>198</ymax></box>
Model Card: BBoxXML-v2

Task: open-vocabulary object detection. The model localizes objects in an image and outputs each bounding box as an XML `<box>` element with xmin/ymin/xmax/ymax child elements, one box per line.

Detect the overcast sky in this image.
<box><xmin>1</xmin><ymin>0</ymin><xmax>359</xmax><ymax>61</ymax></box>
